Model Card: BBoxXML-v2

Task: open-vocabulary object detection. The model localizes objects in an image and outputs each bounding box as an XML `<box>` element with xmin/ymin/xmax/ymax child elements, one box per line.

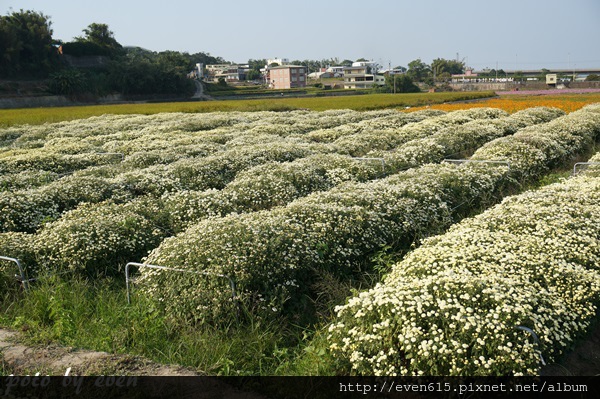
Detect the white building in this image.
<box><xmin>352</xmin><ymin>61</ymin><xmax>379</xmax><ymax>70</ymax></box>
<box><xmin>343</xmin><ymin>65</ymin><xmax>385</xmax><ymax>89</ymax></box>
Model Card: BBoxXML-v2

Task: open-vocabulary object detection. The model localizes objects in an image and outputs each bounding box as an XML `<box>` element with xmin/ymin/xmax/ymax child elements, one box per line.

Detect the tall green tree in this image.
<box><xmin>406</xmin><ymin>58</ymin><xmax>430</xmax><ymax>82</ymax></box>
<box><xmin>78</xmin><ymin>23</ymin><xmax>119</xmax><ymax>48</ymax></box>
<box><xmin>76</xmin><ymin>23</ymin><xmax>123</xmax><ymax>57</ymax></box>
<box><xmin>0</xmin><ymin>9</ymin><xmax>58</xmax><ymax>77</ymax></box>
<box><xmin>431</xmin><ymin>58</ymin><xmax>465</xmax><ymax>77</ymax></box>
<box><xmin>538</xmin><ymin>68</ymin><xmax>550</xmax><ymax>81</ymax></box>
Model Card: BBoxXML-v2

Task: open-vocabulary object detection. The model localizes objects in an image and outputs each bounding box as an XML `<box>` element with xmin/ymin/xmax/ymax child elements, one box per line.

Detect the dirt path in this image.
<box><xmin>0</xmin><ymin>329</ymin><xmax>201</xmax><ymax>376</ymax></box>
<box><xmin>192</xmin><ymin>80</ymin><xmax>212</xmax><ymax>100</ymax></box>
<box><xmin>0</xmin><ymin>329</ymin><xmax>267</xmax><ymax>398</ymax></box>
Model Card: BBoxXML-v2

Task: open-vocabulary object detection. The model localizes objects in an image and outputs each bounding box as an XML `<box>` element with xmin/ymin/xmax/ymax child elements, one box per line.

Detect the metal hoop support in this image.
<box><xmin>442</xmin><ymin>159</ymin><xmax>511</xmax><ymax>169</ymax></box>
<box><xmin>516</xmin><ymin>326</ymin><xmax>546</xmax><ymax>366</ymax></box>
<box><xmin>125</xmin><ymin>262</ymin><xmax>236</xmax><ymax>305</ymax></box>
<box><xmin>0</xmin><ymin>256</ymin><xmax>28</xmax><ymax>291</ymax></box>
<box><xmin>573</xmin><ymin>162</ymin><xmax>600</xmax><ymax>175</ymax></box>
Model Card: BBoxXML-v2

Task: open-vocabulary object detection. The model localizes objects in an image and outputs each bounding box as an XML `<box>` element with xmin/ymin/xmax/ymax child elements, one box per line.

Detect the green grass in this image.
<box><xmin>0</xmin><ymin>276</ymin><xmax>315</xmax><ymax>376</ymax></box>
<box><xmin>0</xmin><ymin>91</ymin><xmax>496</xmax><ymax>127</ymax></box>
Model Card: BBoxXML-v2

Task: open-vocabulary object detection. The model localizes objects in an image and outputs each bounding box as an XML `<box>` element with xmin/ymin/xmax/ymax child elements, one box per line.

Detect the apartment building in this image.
<box><xmin>343</xmin><ymin>66</ymin><xmax>385</xmax><ymax>89</ymax></box>
<box><xmin>268</xmin><ymin>65</ymin><xmax>307</xmax><ymax>89</ymax></box>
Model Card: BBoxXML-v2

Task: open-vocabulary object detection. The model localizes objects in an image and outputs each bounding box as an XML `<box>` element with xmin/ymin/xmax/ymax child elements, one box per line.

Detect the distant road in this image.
<box><xmin>192</xmin><ymin>80</ymin><xmax>211</xmax><ymax>100</ymax></box>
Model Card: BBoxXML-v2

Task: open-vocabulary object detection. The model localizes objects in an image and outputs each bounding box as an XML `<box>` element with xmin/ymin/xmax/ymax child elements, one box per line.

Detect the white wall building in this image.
<box><xmin>343</xmin><ymin>65</ymin><xmax>385</xmax><ymax>89</ymax></box>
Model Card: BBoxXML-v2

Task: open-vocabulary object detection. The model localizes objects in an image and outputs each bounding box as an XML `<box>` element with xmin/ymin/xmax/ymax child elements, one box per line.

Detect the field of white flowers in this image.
<box><xmin>1</xmin><ymin>104</ymin><xmax>599</xmax><ymax>376</ymax></box>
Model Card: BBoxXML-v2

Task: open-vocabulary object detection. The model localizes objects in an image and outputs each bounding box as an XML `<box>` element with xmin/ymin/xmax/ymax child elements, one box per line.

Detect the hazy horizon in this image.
<box><xmin>3</xmin><ymin>0</ymin><xmax>600</xmax><ymax>71</ymax></box>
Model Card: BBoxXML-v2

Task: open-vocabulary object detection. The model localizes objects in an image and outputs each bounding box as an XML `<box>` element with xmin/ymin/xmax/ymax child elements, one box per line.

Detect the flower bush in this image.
<box><xmin>35</xmin><ymin>200</ymin><xmax>165</xmax><ymax>275</ymax></box>
<box><xmin>327</xmin><ymin>170</ymin><xmax>600</xmax><ymax>376</ymax></box>
<box><xmin>1</xmin><ymin>105</ymin><xmax>598</xmax><ymax>337</ymax></box>
<box><xmin>0</xmin><ymin>169</ymin><xmax>59</xmax><ymax>191</ymax></box>
<box><xmin>0</xmin><ymin>232</ymin><xmax>38</xmax><ymax>277</ymax></box>
<box><xmin>474</xmin><ymin>103</ymin><xmax>600</xmax><ymax>179</ymax></box>
<box><xmin>161</xmin><ymin>107</ymin><xmax>561</xmax><ymax>232</ymax></box>
<box><xmin>137</xmin><ymin>105</ymin><xmax>599</xmax><ymax>325</ymax></box>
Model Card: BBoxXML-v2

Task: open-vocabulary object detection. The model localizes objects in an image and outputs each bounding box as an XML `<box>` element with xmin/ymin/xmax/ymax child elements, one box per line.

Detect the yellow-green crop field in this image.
<box><xmin>0</xmin><ymin>91</ymin><xmax>494</xmax><ymax>127</ymax></box>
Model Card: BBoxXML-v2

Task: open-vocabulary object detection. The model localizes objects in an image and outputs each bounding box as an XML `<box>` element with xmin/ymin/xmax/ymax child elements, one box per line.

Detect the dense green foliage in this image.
<box><xmin>0</xmin><ymin>9</ymin><xmax>58</xmax><ymax>77</ymax></box>
<box><xmin>376</xmin><ymin>74</ymin><xmax>420</xmax><ymax>93</ymax></box>
<box><xmin>586</xmin><ymin>74</ymin><xmax>600</xmax><ymax>82</ymax></box>
<box><xmin>1</xmin><ymin>8</ymin><xmax>224</xmax><ymax>98</ymax></box>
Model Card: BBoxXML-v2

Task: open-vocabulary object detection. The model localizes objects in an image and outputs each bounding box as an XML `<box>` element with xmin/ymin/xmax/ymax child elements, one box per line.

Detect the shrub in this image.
<box><xmin>327</xmin><ymin>173</ymin><xmax>600</xmax><ymax>376</ymax></box>
<box><xmin>48</xmin><ymin>69</ymin><xmax>88</xmax><ymax>97</ymax></box>
<box><xmin>35</xmin><ymin>201</ymin><xmax>165</xmax><ymax>276</ymax></box>
<box><xmin>138</xmin><ymin>106</ymin><xmax>599</xmax><ymax>325</ymax></box>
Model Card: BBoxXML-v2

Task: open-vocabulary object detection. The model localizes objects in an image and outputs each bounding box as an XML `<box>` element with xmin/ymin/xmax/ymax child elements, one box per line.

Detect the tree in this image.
<box><xmin>431</xmin><ymin>58</ymin><xmax>464</xmax><ymax>76</ymax></box>
<box><xmin>380</xmin><ymin>74</ymin><xmax>420</xmax><ymax>93</ymax></box>
<box><xmin>340</xmin><ymin>59</ymin><xmax>353</xmax><ymax>67</ymax></box>
<box><xmin>246</xmin><ymin>69</ymin><xmax>261</xmax><ymax>81</ymax></box>
<box><xmin>406</xmin><ymin>58</ymin><xmax>430</xmax><ymax>82</ymax></box>
<box><xmin>48</xmin><ymin>69</ymin><xmax>87</xmax><ymax>97</ymax></box>
<box><xmin>248</xmin><ymin>58</ymin><xmax>267</xmax><ymax>71</ymax></box>
<box><xmin>76</xmin><ymin>23</ymin><xmax>122</xmax><ymax>57</ymax></box>
<box><xmin>107</xmin><ymin>48</ymin><xmax>195</xmax><ymax>96</ymax></box>
<box><xmin>0</xmin><ymin>9</ymin><xmax>58</xmax><ymax>77</ymax></box>
<box><xmin>0</xmin><ymin>16</ymin><xmax>21</xmax><ymax>76</ymax></box>
<box><xmin>188</xmin><ymin>51</ymin><xmax>226</xmax><ymax>67</ymax></box>
<box><xmin>157</xmin><ymin>51</ymin><xmax>193</xmax><ymax>72</ymax></box>
<box><xmin>513</xmin><ymin>71</ymin><xmax>524</xmax><ymax>82</ymax></box>
<box><xmin>585</xmin><ymin>74</ymin><xmax>600</xmax><ymax>81</ymax></box>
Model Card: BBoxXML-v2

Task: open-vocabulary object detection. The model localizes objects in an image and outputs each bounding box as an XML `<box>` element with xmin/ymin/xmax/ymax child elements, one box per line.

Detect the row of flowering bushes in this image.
<box><xmin>137</xmin><ymin>106</ymin><xmax>597</xmax><ymax>324</ymax></box>
<box><xmin>6</xmin><ymin>108</ymin><xmax>526</xmax><ymax>274</ymax></box>
<box><xmin>0</xmin><ymin>106</ymin><xmax>520</xmax><ymax>280</ymax></box>
<box><xmin>0</xmin><ymin>197</ymin><xmax>168</xmax><ymax>277</ymax></box>
<box><xmin>0</xmin><ymin>108</ymin><xmax>503</xmax><ymax>272</ymax></box>
<box><xmin>0</xmin><ymin>107</ymin><xmax>505</xmax><ymax>233</ymax></box>
<box><xmin>161</xmin><ymin>107</ymin><xmax>563</xmax><ymax>233</ymax></box>
<box><xmin>0</xmin><ymin>109</ymin><xmax>419</xmax><ymax>175</ymax></box>
<box><xmin>326</xmin><ymin>156</ymin><xmax>600</xmax><ymax>376</ymax></box>
<box><xmin>328</xmin><ymin>108</ymin><xmax>504</xmax><ymax>156</ymax></box>
<box><xmin>1</xmin><ymin>108</ymin><xmax>508</xmax><ymax>186</ymax></box>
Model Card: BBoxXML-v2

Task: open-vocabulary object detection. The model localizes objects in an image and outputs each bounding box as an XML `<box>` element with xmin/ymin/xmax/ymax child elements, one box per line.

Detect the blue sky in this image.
<box><xmin>3</xmin><ymin>0</ymin><xmax>600</xmax><ymax>70</ymax></box>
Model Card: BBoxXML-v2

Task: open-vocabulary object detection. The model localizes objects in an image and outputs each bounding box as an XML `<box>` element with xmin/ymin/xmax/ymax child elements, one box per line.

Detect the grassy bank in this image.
<box><xmin>0</xmin><ymin>91</ymin><xmax>495</xmax><ymax>127</ymax></box>
<box><xmin>0</xmin><ymin>276</ymin><xmax>320</xmax><ymax>376</ymax></box>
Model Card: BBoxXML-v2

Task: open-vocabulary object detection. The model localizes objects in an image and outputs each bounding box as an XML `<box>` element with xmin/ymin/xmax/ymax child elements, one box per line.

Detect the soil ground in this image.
<box><xmin>0</xmin><ymin>329</ymin><xmax>266</xmax><ymax>398</ymax></box>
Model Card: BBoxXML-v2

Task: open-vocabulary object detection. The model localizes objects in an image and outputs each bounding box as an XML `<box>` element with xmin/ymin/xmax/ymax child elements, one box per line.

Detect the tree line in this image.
<box><xmin>0</xmin><ymin>9</ymin><xmax>226</xmax><ymax>98</ymax></box>
<box><xmin>0</xmin><ymin>8</ymin><xmax>476</xmax><ymax>97</ymax></box>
